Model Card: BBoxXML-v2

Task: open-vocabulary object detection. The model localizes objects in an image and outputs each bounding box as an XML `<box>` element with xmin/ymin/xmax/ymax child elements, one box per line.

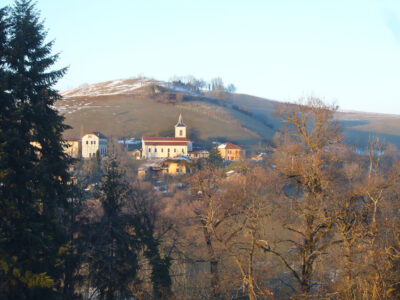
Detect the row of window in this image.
<box><xmin>86</xmin><ymin>140</ymin><xmax>96</xmax><ymax>145</ymax></box>
<box><xmin>87</xmin><ymin>147</ymin><xmax>107</xmax><ymax>158</ymax></box>
<box><xmin>148</xmin><ymin>147</ymin><xmax>185</xmax><ymax>153</ymax></box>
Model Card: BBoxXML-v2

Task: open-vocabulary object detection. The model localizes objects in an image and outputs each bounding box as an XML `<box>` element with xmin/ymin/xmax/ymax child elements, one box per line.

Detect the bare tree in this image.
<box><xmin>209</xmin><ymin>167</ymin><xmax>274</xmax><ymax>300</ymax></box>
<box><xmin>257</xmin><ymin>98</ymin><xmax>344</xmax><ymax>296</ymax></box>
<box><xmin>189</xmin><ymin>167</ymin><xmax>224</xmax><ymax>299</ymax></box>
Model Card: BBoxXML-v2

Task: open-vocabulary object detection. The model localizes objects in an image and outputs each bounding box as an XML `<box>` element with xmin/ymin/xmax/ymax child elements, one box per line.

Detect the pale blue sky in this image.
<box><xmin>3</xmin><ymin>0</ymin><xmax>400</xmax><ymax>114</ymax></box>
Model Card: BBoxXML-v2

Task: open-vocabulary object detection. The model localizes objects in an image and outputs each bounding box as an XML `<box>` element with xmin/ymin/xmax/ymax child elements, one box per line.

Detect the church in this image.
<box><xmin>141</xmin><ymin>114</ymin><xmax>192</xmax><ymax>159</ymax></box>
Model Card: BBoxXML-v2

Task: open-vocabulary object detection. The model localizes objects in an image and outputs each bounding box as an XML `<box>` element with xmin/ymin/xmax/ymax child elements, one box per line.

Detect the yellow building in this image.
<box><xmin>64</xmin><ymin>138</ymin><xmax>81</xmax><ymax>158</ymax></box>
<box><xmin>162</xmin><ymin>159</ymin><xmax>192</xmax><ymax>175</ymax></box>
<box><xmin>218</xmin><ymin>142</ymin><xmax>243</xmax><ymax>161</ymax></box>
<box><xmin>31</xmin><ymin>139</ymin><xmax>81</xmax><ymax>159</ymax></box>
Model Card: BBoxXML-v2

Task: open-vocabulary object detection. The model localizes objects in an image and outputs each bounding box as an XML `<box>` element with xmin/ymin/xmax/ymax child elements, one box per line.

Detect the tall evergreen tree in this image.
<box><xmin>88</xmin><ymin>156</ymin><xmax>140</xmax><ymax>300</ymax></box>
<box><xmin>0</xmin><ymin>0</ymin><xmax>70</xmax><ymax>298</ymax></box>
<box><xmin>208</xmin><ymin>146</ymin><xmax>224</xmax><ymax>168</ymax></box>
<box><xmin>130</xmin><ymin>186</ymin><xmax>172</xmax><ymax>299</ymax></box>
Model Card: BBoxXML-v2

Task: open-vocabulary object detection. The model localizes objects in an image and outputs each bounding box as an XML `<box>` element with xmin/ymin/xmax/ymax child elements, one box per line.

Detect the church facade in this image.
<box><xmin>141</xmin><ymin>114</ymin><xmax>192</xmax><ymax>159</ymax></box>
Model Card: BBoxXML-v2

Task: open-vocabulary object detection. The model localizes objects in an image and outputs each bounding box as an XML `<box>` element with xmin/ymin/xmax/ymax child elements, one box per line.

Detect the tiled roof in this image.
<box><xmin>189</xmin><ymin>150</ymin><xmax>209</xmax><ymax>154</ymax></box>
<box><xmin>143</xmin><ymin>137</ymin><xmax>190</xmax><ymax>142</ymax></box>
<box><xmin>218</xmin><ymin>142</ymin><xmax>241</xmax><ymax>150</ymax></box>
<box><xmin>145</xmin><ymin>142</ymin><xmax>188</xmax><ymax>146</ymax></box>
<box><xmin>86</xmin><ymin>131</ymin><xmax>107</xmax><ymax>139</ymax></box>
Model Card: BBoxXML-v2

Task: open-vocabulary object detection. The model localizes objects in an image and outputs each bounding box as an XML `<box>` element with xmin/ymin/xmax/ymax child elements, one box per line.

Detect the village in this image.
<box><xmin>59</xmin><ymin>114</ymin><xmax>260</xmax><ymax>181</ymax></box>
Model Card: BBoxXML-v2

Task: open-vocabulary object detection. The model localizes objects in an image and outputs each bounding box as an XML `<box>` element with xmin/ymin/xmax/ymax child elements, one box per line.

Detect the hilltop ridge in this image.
<box><xmin>56</xmin><ymin>78</ymin><xmax>400</xmax><ymax>150</ymax></box>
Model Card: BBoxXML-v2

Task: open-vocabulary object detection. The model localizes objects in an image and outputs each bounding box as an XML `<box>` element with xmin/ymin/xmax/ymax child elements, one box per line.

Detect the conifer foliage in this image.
<box><xmin>88</xmin><ymin>155</ymin><xmax>140</xmax><ymax>300</ymax></box>
<box><xmin>0</xmin><ymin>0</ymin><xmax>70</xmax><ymax>298</ymax></box>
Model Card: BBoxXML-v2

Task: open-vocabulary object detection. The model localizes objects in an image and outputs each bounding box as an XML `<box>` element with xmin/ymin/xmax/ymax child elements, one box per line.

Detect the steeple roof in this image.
<box><xmin>175</xmin><ymin>113</ymin><xmax>185</xmax><ymax>127</ymax></box>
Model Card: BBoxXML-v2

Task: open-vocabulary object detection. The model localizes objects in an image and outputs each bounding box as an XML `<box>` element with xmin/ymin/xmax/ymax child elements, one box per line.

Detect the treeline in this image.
<box><xmin>168</xmin><ymin>75</ymin><xmax>236</xmax><ymax>99</ymax></box>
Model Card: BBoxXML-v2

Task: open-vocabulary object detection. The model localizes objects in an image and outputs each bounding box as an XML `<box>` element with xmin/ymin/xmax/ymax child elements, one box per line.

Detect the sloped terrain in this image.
<box><xmin>56</xmin><ymin>78</ymin><xmax>400</xmax><ymax>150</ymax></box>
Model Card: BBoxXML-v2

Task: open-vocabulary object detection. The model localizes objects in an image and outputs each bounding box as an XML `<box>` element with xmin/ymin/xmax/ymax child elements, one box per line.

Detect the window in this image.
<box><xmin>161</xmin><ymin>148</ymin><xmax>163</xmax><ymax>153</ymax></box>
<box><xmin>168</xmin><ymin>148</ymin><xmax>170</xmax><ymax>152</ymax></box>
<box><xmin>182</xmin><ymin>148</ymin><xmax>184</xmax><ymax>153</ymax></box>
<box><xmin>94</xmin><ymin>141</ymin><xmax>96</xmax><ymax>145</ymax></box>
<box><xmin>86</xmin><ymin>141</ymin><xmax>88</xmax><ymax>145</ymax></box>
<box><xmin>155</xmin><ymin>148</ymin><xmax>157</xmax><ymax>152</ymax></box>
<box><xmin>174</xmin><ymin>149</ymin><xmax>176</xmax><ymax>153</ymax></box>
<box><xmin>180</xmin><ymin>130</ymin><xmax>182</xmax><ymax>136</ymax></box>
<box><xmin>149</xmin><ymin>148</ymin><xmax>151</xmax><ymax>152</ymax></box>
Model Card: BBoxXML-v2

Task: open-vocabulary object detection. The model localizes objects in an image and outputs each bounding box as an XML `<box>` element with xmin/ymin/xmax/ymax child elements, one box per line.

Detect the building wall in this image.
<box><xmin>64</xmin><ymin>141</ymin><xmax>80</xmax><ymax>158</ymax></box>
<box><xmin>175</xmin><ymin>126</ymin><xmax>186</xmax><ymax>138</ymax></box>
<box><xmin>143</xmin><ymin>144</ymin><xmax>188</xmax><ymax>159</ymax></box>
<box><xmin>163</xmin><ymin>162</ymin><xmax>187</xmax><ymax>175</ymax></box>
<box><xmin>218</xmin><ymin>148</ymin><xmax>227</xmax><ymax>160</ymax></box>
<box><xmin>226</xmin><ymin>149</ymin><xmax>241</xmax><ymax>160</ymax></box>
<box><xmin>82</xmin><ymin>134</ymin><xmax>107</xmax><ymax>158</ymax></box>
<box><xmin>219</xmin><ymin>148</ymin><xmax>241</xmax><ymax>160</ymax></box>
<box><xmin>188</xmin><ymin>151</ymin><xmax>209</xmax><ymax>159</ymax></box>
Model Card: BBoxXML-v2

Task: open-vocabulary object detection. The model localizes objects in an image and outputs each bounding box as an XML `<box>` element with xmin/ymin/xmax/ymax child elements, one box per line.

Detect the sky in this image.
<box><xmin>3</xmin><ymin>0</ymin><xmax>400</xmax><ymax>114</ymax></box>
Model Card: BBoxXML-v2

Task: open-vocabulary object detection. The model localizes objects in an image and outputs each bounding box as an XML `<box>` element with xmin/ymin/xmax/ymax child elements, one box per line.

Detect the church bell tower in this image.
<box><xmin>175</xmin><ymin>114</ymin><xmax>186</xmax><ymax>138</ymax></box>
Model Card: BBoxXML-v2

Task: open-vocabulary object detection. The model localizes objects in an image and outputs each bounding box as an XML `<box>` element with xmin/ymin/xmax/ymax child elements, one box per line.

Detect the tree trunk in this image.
<box><xmin>202</xmin><ymin>225</ymin><xmax>220</xmax><ymax>299</ymax></box>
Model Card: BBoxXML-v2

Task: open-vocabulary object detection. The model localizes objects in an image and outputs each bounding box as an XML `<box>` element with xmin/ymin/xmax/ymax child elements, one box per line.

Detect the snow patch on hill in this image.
<box><xmin>60</xmin><ymin>78</ymin><xmax>155</xmax><ymax>98</ymax></box>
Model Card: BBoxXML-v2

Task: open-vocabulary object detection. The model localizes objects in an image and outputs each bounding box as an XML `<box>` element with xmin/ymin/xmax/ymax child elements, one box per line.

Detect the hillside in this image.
<box><xmin>57</xmin><ymin>78</ymin><xmax>400</xmax><ymax>150</ymax></box>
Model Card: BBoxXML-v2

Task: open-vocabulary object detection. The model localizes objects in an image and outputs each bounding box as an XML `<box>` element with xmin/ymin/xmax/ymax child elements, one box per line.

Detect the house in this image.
<box><xmin>218</xmin><ymin>142</ymin><xmax>243</xmax><ymax>161</ymax></box>
<box><xmin>82</xmin><ymin>132</ymin><xmax>107</xmax><ymax>159</ymax></box>
<box><xmin>188</xmin><ymin>150</ymin><xmax>209</xmax><ymax>159</ymax></box>
<box><xmin>129</xmin><ymin>149</ymin><xmax>142</xmax><ymax>160</ymax></box>
<box><xmin>141</xmin><ymin>114</ymin><xmax>192</xmax><ymax>159</ymax></box>
<box><xmin>64</xmin><ymin>138</ymin><xmax>81</xmax><ymax>158</ymax></box>
<box><xmin>162</xmin><ymin>156</ymin><xmax>193</xmax><ymax>175</ymax></box>
<box><xmin>30</xmin><ymin>139</ymin><xmax>80</xmax><ymax>159</ymax></box>
<box><xmin>137</xmin><ymin>156</ymin><xmax>193</xmax><ymax>179</ymax></box>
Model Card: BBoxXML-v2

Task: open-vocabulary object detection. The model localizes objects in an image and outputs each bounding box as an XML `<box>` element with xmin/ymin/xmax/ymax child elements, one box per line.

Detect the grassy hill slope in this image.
<box><xmin>57</xmin><ymin>79</ymin><xmax>400</xmax><ymax>150</ymax></box>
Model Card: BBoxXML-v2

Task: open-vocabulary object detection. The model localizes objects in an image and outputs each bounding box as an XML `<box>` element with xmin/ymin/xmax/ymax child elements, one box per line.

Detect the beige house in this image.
<box><xmin>142</xmin><ymin>114</ymin><xmax>192</xmax><ymax>159</ymax></box>
<box><xmin>82</xmin><ymin>132</ymin><xmax>107</xmax><ymax>159</ymax></box>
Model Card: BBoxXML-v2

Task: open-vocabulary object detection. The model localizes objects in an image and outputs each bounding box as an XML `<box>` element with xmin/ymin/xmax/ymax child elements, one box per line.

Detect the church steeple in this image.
<box><xmin>175</xmin><ymin>114</ymin><xmax>186</xmax><ymax>138</ymax></box>
<box><xmin>176</xmin><ymin>113</ymin><xmax>185</xmax><ymax>127</ymax></box>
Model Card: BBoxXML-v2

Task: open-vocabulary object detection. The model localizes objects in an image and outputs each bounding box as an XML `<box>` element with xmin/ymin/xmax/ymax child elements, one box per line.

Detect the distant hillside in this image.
<box><xmin>57</xmin><ymin>78</ymin><xmax>400</xmax><ymax>151</ymax></box>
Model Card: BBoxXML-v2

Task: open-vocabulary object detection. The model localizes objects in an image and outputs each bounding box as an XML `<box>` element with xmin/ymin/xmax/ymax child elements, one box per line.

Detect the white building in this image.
<box><xmin>81</xmin><ymin>132</ymin><xmax>107</xmax><ymax>159</ymax></box>
<box><xmin>142</xmin><ymin>114</ymin><xmax>192</xmax><ymax>159</ymax></box>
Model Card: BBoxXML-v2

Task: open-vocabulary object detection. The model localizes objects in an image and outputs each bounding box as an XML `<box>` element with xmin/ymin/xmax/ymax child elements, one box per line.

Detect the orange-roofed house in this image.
<box><xmin>218</xmin><ymin>142</ymin><xmax>243</xmax><ymax>161</ymax></box>
<box><xmin>141</xmin><ymin>114</ymin><xmax>193</xmax><ymax>159</ymax></box>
